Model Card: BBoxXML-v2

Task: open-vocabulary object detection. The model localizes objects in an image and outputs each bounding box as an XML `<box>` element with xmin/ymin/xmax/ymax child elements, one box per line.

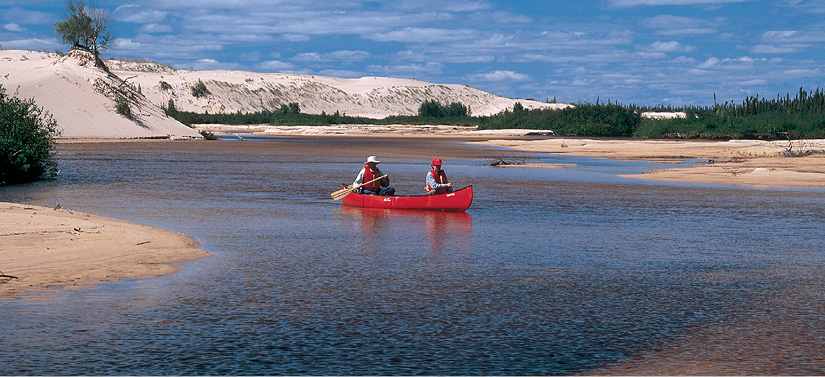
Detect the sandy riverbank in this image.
<box><xmin>470</xmin><ymin>138</ymin><xmax>825</xmax><ymax>187</ymax></box>
<box><xmin>0</xmin><ymin>202</ymin><xmax>210</xmax><ymax>300</ymax></box>
<box><xmin>197</xmin><ymin>125</ymin><xmax>825</xmax><ymax>187</ymax></box>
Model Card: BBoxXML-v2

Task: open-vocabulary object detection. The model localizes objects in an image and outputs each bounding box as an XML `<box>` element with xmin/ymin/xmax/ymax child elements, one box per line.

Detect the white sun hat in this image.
<box><xmin>365</xmin><ymin>155</ymin><xmax>381</xmax><ymax>164</ymax></box>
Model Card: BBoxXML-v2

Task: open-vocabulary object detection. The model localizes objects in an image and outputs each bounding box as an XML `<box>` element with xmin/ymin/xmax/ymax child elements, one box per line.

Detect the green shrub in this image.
<box><xmin>418</xmin><ymin>100</ymin><xmax>469</xmax><ymax>117</ymax></box>
<box><xmin>162</xmin><ymin>98</ymin><xmax>177</xmax><ymax>117</ymax></box>
<box><xmin>191</xmin><ymin>79</ymin><xmax>210</xmax><ymax>98</ymax></box>
<box><xmin>0</xmin><ymin>84</ymin><xmax>61</xmax><ymax>185</ymax></box>
<box><xmin>115</xmin><ymin>95</ymin><xmax>131</xmax><ymax>118</ymax></box>
<box><xmin>278</xmin><ymin>102</ymin><xmax>300</xmax><ymax>115</ymax></box>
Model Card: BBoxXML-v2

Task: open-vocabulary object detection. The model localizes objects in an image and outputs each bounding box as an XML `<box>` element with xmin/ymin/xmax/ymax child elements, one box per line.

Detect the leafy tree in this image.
<box><xmin>54</xmin><ymin>0</ymin><xmax>112</xmax><ymax>57</ymax></box>
<box><xmin>0</xmin><ymin>85</ymin><xmax>61</xmax><ymax>186</ymax></box>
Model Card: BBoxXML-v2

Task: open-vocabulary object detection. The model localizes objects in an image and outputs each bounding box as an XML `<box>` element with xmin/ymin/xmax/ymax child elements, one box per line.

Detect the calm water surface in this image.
<box><xmin>1</xmin><ymin>137</ymin><xmax>824</xmax><ymax>375</ymax></box>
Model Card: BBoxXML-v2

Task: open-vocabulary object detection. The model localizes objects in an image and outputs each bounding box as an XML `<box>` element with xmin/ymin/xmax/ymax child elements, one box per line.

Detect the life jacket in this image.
<box><xmin>426</xmin><ymin>169</ymin><xmax>448</xmax><ymax>194</ymax></box>
<box><xmin>362</xmin><ymin>166</ymin><xmax>382</xmax><ymax>189</ymax></box>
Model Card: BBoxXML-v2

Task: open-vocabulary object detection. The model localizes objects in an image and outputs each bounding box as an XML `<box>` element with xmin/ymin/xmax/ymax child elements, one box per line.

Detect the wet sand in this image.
<box><xmin>0</xmin><ymin>202</ymin><xmax>210</xmax><ymax>300</ymax></box>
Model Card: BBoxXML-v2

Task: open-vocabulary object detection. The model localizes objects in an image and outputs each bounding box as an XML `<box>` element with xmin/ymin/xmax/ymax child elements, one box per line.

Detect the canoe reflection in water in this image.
<box><xmin>337</xmin><ymin>207</ymin><xmax>473</xmax><ymax>258</ymax></box>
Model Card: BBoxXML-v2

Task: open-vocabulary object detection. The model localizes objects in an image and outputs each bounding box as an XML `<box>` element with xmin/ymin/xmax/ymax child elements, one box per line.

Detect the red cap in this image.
<box><xmin>431</xmin><ymin>158</ymin><xmax>443</xmax><ymax>166</ymax></box>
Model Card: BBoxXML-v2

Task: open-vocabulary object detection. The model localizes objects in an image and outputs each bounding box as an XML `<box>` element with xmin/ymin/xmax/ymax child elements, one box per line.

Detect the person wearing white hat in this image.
<box><xmin>352</xmin><ymin>155</ymin><xmax>395</xmax><ymax>195</ymax></box>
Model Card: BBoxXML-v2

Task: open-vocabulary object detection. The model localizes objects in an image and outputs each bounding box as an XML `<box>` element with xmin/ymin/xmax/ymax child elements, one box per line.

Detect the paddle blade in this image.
<box><xmin>330</xmin><ymin>187</ymin><xmax>354</xmax><ymax>200</ymax></box>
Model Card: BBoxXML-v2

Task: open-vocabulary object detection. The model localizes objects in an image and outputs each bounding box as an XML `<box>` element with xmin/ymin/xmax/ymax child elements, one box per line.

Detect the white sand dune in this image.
<box><xmin>103</xmin><ymin>58</ymin><xmax>569</xmax><ymax>120</ymax></box>
<box><xmin>2</xmin><ymin>49</ymin><xmax>570</xmax><ymax>139</ymax></box>
<box><xmin>1</xmin><ymin>49</ymin><xmax>202</xmax><ymax>139</ymax></box>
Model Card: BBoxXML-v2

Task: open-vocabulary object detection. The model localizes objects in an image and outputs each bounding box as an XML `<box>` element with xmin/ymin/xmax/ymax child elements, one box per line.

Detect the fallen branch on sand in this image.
<box><xmin>488</xmin><ymin>157</ymin><xmax>528</xmax><ymax>166</ymax></box>
<box><xmin>0</xmin><ymin>271</ymin><xmax>18</xmax><ymax>284</ymax></box>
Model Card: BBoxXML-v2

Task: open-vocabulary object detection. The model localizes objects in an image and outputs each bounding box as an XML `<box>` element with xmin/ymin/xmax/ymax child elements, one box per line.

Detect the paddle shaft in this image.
<box><xmin>355</xmin><ymin>174</ymin><xmax>387</xmax><ymax>190</ymax></box>
<box><xmin>331</xmin><ymin>174</ymin><xmax>387</xmax><ymax>199</ymax></box>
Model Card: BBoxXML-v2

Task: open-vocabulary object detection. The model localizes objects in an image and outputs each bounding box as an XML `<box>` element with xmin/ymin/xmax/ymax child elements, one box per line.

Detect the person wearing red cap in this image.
<box><xmin>425</xmin><ymin>157</ymin><xmax>453</xmax><ymax>195</ymax></box>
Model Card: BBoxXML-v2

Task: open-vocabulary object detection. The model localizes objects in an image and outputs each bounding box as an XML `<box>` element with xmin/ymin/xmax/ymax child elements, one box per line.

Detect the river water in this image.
<box><xmin>1</xmin><ymin>136</ymin><xmax>824</xmax><ymax>375</ymax></box>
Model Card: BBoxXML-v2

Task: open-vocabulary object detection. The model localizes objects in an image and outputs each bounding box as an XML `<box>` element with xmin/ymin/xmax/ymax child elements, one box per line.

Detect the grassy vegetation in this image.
<box><xmin>165</xmin><ymin>88</ymin><xmax>825</xmax><ymax>140</ymax></box>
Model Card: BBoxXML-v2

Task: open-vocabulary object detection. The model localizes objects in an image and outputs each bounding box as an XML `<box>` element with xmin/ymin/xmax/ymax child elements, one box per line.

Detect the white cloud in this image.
<box><xmin>699</xmin><ymin>57</ymin><xmax>719</xmax><ymax>68</ymax></box>
<box><xmin>191</xmin><ymin>58</ymin><xmax>243</xmax><ymax>70</ymax></box>
<box><xmin>282</xmin><ymin>34</ymin><xmax>311</xmax><ymax>42</ymax></box>
<box><xmin>467</xmin><ymin>70</ymin><xmax>531</xmax><ymax>82</ymax></box>
<box><xmin>391</xmin><ymin>0</ymin><xmax>494</xmax><ymax>12</ymax></box>
<box><xmin>255</xmin><ymin>60</ymin><xmax>296</xmax><ymax>71</ymax></box>
<box><xmin>292</xmin><ymin>50</ymin><xmax>370</xmax><ymax>62</ymax></box>
<box><xmin>316</xmin><ymin>69</ymin><xmax>363</xmax><ymax>78</ymax></box>
<box><xmin>113</xmin><ymin>38</ymin><xmax>145</xmax><ymax>50</ymax></box>
<box><xmin>783</xmin><ymin>68</ymin><xmax>820</xmax><ymax>77</ymax></box>
<box><xmin>113</xmin><ymin>5</ymin><xmax>168</xmax><ymax>23</ymax></box>
<box><xmin>3</xmin><ymin>23</ymin><xmax>25</xmax><ymax>32</ymax></box>
<box><xmin>751</xmin><ymin>44</ymin><xmax>809</xmax><ymax>54</ymax></box>
<box><xmin>649</xmin><ymin>41</ymin><xmax>695</xmax><ymax>53</ymax></box>
<box><xmin>0</xmin><ymin>7</ymin><xmax>53</xmax><ymax>24</ymax></box>
<box><xmin>643</xmin><ymin>15</ymin><xmax>717</xmax><ymax>35</ymax></box>
<box><xmin>763</xmin><ymin>30</ymin><xmax>799</xmax><ymax>40</ymax></box>
<box><xmin>698</xmin><ymin>56</ymin><xmax>766</xmax><ymax>68</ymax></box>
<box><xmin>366</xmin><ymin>62</ymin><xmax>444</xmax><ymax>77</ymax></box>
<box><xmin>326</xmin><ymin>50</ymin><xmax>370</xmax><ymax>61</ymax></box>
<box><xmin>763</xmin><ymin>30</ymin><xmax>825</xmax><ymax>43</ymax></box>
<box><xmin>293</xmin><ymin>52</ymin><xmax>322</xmax><ymax>62</ymax></box>
<box><xmin>139</xmin><ymin>23</ymin><xmax>173</xmax><ymax>33</ymax></box>
<box><xmin>610</xmin><ymin>0</ymin><xmax>747</xmax><ymax>6</ymax></box>
<box><xmin>0</xmin><ymin>38</ymin><xmax>60</xmax><ymax>50</ymax></box>
<box><xmin>368</xmin><ymin>27</ymin><xmax>479</xmax><ymax>43</ymax></box>
<box><xmin>111</xmin><ymin>36</ymin><xmax>223</xmax><ymax>62</ymax></box>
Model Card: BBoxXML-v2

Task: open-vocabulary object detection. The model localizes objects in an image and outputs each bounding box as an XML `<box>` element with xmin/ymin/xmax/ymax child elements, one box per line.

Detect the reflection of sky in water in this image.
<box><xmin>1</xmin><ymin>139</ymin><xmax>824</xmax><ymax>375</ymax></box>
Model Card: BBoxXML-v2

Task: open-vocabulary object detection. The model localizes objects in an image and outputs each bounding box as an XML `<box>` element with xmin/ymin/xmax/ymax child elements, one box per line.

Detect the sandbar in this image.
<box><xmin>0</xmin><ymin>202</ymin><xmax>210</xmax><ymax>300</ymax></box>
<box><xmin>471</xmin><ymin>138</ymin><xmax>825</xmax><ymax>187</ymax></box>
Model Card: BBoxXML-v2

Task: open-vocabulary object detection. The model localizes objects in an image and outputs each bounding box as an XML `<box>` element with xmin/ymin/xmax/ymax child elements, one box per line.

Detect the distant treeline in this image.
<box><xmin>163</xmin><ymin>99</ymin><xmax>476</xmax><ymax>127</ymax></box>
<box><xmin>163</xmin><ymin>87</ymin><xmax>825</xmax><ymax>139</ymax></box>
<box><xmin>634</xmin><ymin>88</ymin><xmax>825</xmax><ymax>139</ymax></box>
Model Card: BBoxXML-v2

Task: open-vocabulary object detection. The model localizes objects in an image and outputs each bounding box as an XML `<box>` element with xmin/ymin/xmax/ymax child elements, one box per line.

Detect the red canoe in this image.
<box><xmin>341</xmin><ymin>185</ymin><xmax>473</xmax><ymax>212</ymax></box>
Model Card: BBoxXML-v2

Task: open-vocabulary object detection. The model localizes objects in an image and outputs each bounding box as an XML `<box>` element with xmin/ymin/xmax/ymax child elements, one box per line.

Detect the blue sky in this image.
<box><xmin>2</xmin><ymin>0</ymin><xmax>825</xmax><ymax>107</ymax></box>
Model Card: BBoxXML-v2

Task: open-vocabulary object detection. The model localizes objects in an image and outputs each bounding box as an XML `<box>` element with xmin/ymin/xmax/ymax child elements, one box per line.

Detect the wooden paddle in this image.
<box><xmin>330</xmin><ymin>174</ymin><xmax>388</xmax><ymax>200</ymax></box>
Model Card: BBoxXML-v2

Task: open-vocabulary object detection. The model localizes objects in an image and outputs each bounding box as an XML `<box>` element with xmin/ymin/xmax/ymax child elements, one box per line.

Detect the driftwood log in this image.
<box><xmin>488</xmin><ymin>157</ymin><xmax>527</xmax><ymax>166</ymax></box>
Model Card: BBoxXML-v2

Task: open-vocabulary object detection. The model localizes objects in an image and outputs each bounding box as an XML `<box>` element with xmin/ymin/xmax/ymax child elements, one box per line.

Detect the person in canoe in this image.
<box><xmin>353</xmin><ymin>155</ymin><xmax>395</xmax><ymax>196</ymax></box>
<box><xmin>425</xmin><ymin>158</ymin><xmax>453</xmax><ymax>195</ymax></box>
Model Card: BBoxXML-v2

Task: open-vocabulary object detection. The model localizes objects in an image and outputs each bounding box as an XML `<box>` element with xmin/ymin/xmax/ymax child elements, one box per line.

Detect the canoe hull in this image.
<box><xmin>341</xmin><ymin>185</ymin><xmax>473</xmax><ymax>212</ymax></box>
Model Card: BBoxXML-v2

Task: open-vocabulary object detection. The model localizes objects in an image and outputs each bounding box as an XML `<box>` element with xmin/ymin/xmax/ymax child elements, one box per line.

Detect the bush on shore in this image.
<box><xmin>0</xmin><ymin>84</ymin><xmax>61</xmax><ymax>186</ymax></box>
